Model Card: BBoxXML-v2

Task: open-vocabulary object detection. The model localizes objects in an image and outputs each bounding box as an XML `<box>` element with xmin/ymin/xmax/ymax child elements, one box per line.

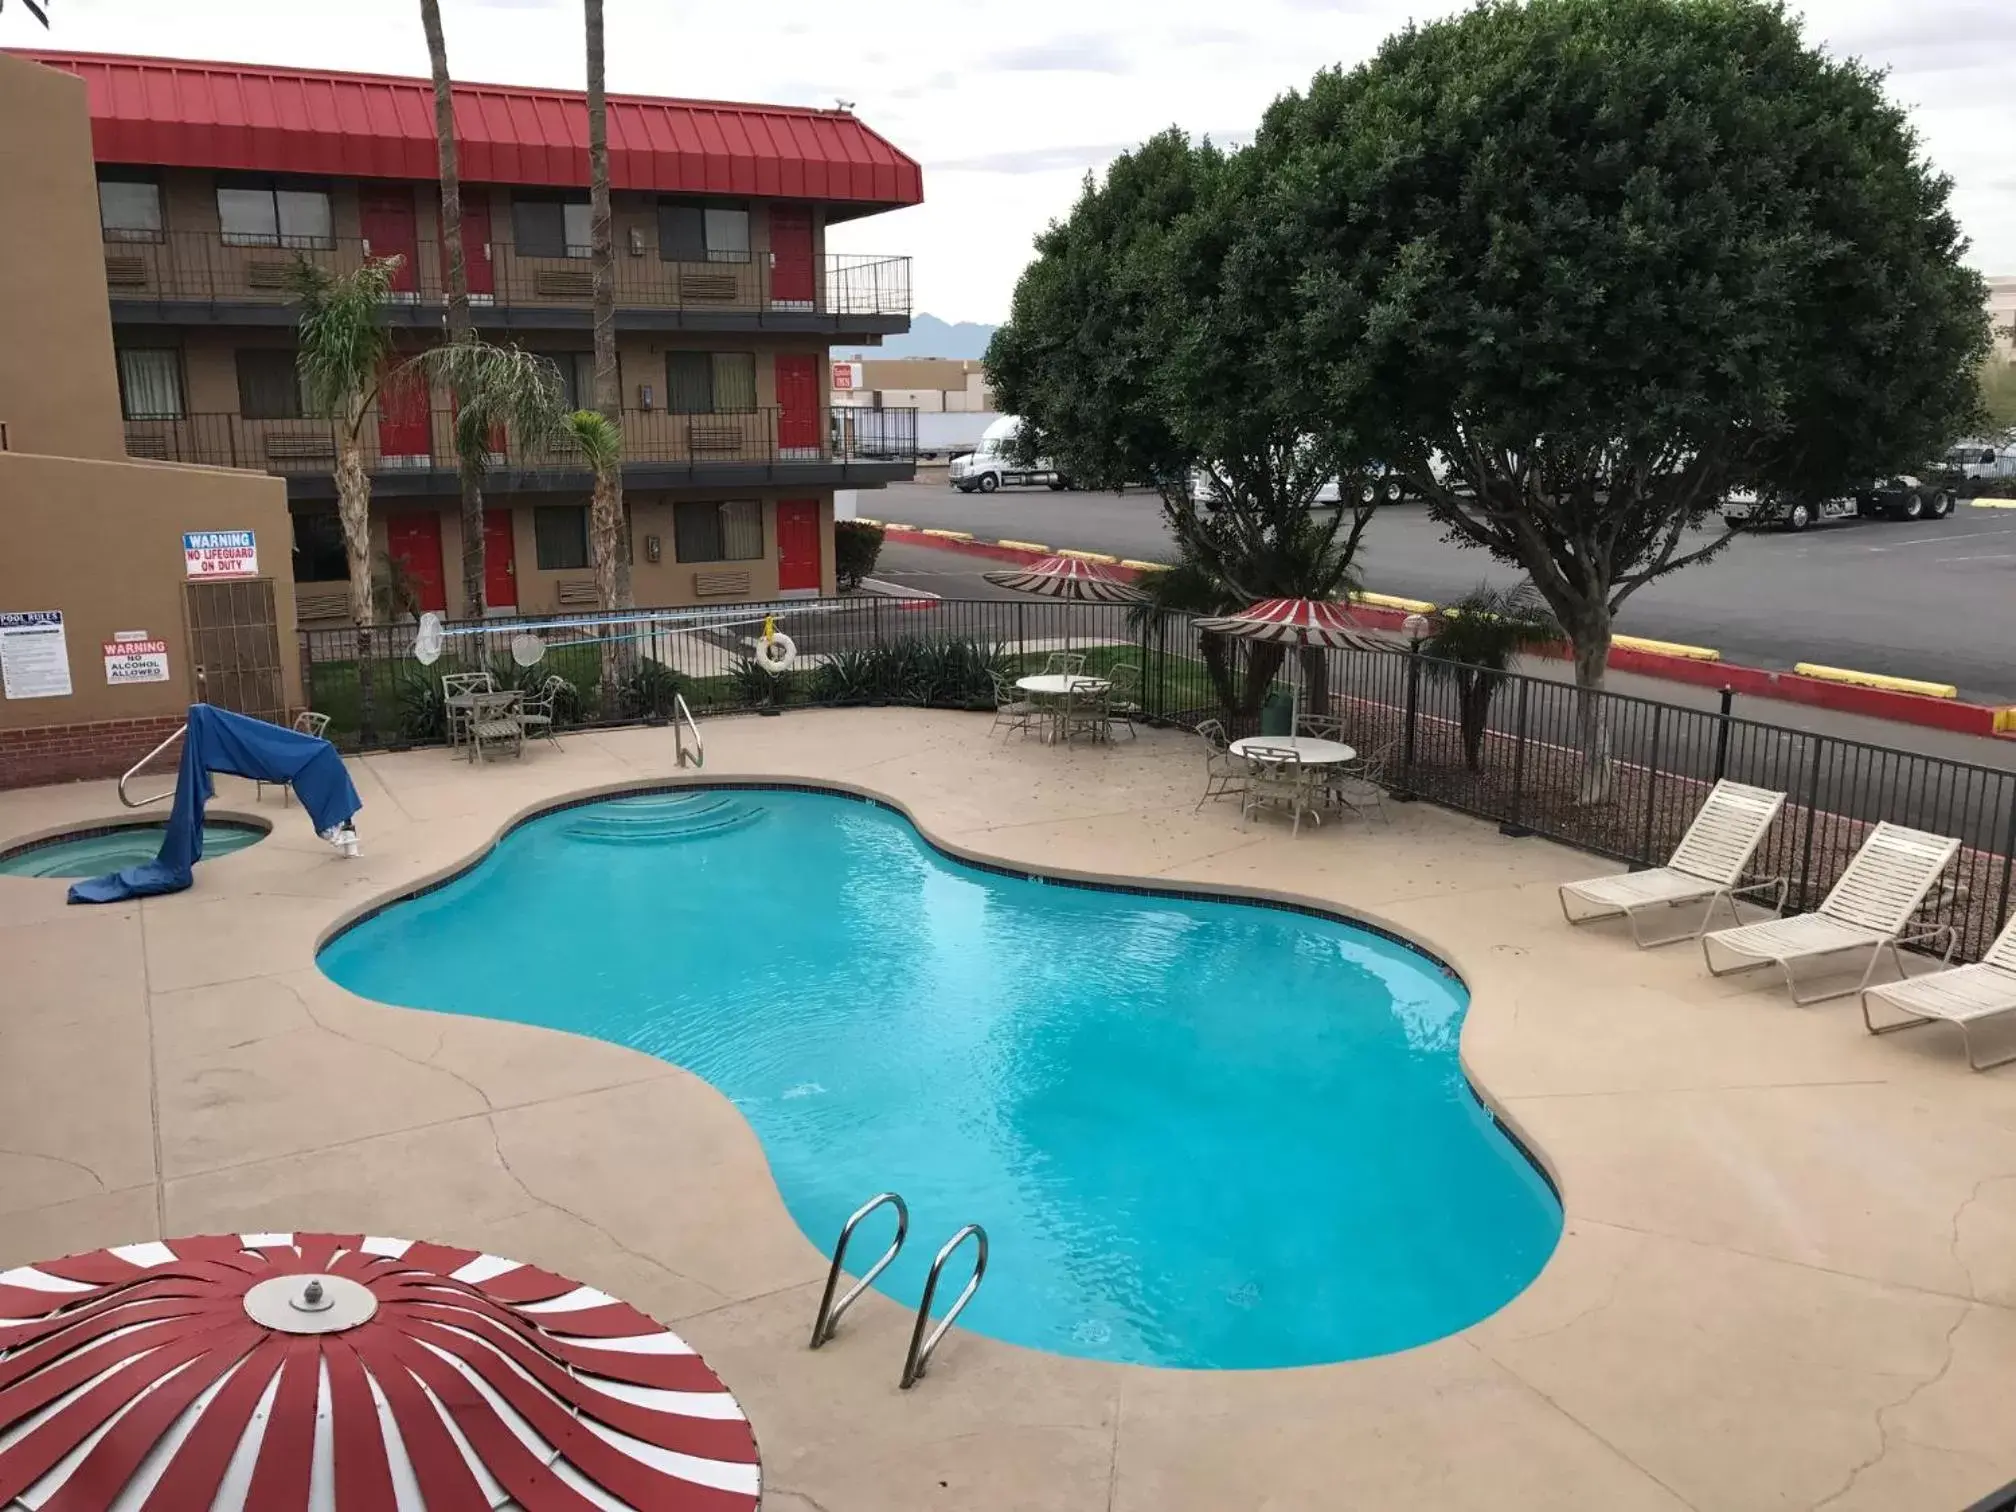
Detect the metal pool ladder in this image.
<box><xmin>118</xmin><ymin>724</ymin><xmax>186</xmax><ymax>808</ymax></box>
<box><xmin>672</xmin><ymin>693</ymin><xmax>704</xmax><ymax>769</ymax></box>
<box><xmin>901</xmin><ymin>1223</ymin><xmax>988</xmax><ymax>1390</ymax></box>
<box><xmin>809</xmin><ymin>1192</ymin><xmax>908</xmax><ymax>1348</ymax></box>
<box><xmin>807</xmin><ymin>1194</ymin><xmax>990</xmax><ymax>1389</ymax></box>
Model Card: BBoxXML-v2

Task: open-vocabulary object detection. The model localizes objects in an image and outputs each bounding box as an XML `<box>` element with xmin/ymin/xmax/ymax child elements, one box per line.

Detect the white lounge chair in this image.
<box><xmin>1861</xmin><ymin>911</ymin><xmax>2016</xmax><ymax>1070</ymax></box>
<box><xmin>1701</xmin><ymin>822</ymin><xmax>1960</xmax><ymax>1005</ymax></box>
<box><xmin>1558</xmin><ymin>779</ymin><xmax>1787</xmax><ymax>946</ymax></box>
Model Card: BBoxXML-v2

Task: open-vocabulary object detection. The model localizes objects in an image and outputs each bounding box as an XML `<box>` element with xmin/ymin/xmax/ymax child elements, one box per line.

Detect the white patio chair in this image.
<box><xmin>1242</xmin><ymin>745</ymin><xmax>1322</xmax><ymax>837</ymax></box>
<box><xmin>515</xmin><ymin>676</ymin><xmax>567</xmax><ymax>752</ymax></box>
<box><xmin>441</xmin><ymin>670</ymin><xmax>496</xmax><ymax>750</ymax></box>
<box><xmin>258</xmin><ymin>710</ymin><xmax>331</xmax><ymax>807</ymax></box>
<box><xmin>1558</xmin><ymin>779</ymin><xmax>1787</xmax><ymax>946</ymax></box>
<box><xmin>1326</xmin><ymin>738</ymin><xmax>1398</xmax><ymax>826</ymax></box>
<box><xmin>1062</xmin><ymin>681</ymin><xmax>1111</xmax><ymax>745</ymax></box>
<box><xmin>1861</xmin><ymin>911</ymin><xmax>2016</xmax><ymax>1071</ymax></box>
<box><xmin>989</xmin><ymin>670</ymin><xmax>1040</xmax><ymax>738</ymax></box>
<box><xmin>1700</xmin><ymin>822</ymin><xmax>1961</xmax><ymax>1004</ymax></box>
<box><xmin>1104</xmin><ymin>662</ymin><xmax>1142</xmax><ymax>740</ymax></box>
<box><xmin>1042</xmin><ymin>651</ymin><xmax>1087</xmax><ymax>677</ymax></box>
<box><xmin>1194</xmin><ymin>719</ymin><xmax>1245</xmax><ymax>811</ymax></box>
<box><xmin>465</xmin><ymin>689</ymin><xmax>525</xmax><ymax>764</ymax></box>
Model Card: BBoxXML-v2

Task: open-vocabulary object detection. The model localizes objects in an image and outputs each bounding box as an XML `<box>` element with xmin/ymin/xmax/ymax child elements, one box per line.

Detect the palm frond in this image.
<box><xmin>408</xmin><ymin>341</ymin><xmax>568</xmax><ymax>469</ymax></box>
<box><xmin>290</xmin><ymin>256</ymin><xmax>403</xmax><ymax>423</ymax></box>
<box><xmin>1419</xmin><ymin>581</ymin><xmax>1558</xmax><ymax>678</ymax></box>
<box><xmin>561</xmin><ymin>408</ymin><xmax>623</xmax><ymax>472</ymax></box>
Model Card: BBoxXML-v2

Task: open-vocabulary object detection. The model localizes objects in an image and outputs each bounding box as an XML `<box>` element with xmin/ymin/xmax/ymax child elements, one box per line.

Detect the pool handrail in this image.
<box><xmin>900</xmin><ymin>1223</ymin><xmax>989</xmax><ymax>1389</ymax></box>
<box><xmin>673</xmin><ymin>693</ymin><xmax>704</xmax><ymax>769</ymax></box>
<box><xmin>809</xmin><ymin>1191</ymin><xmax>909</xmax><ymax>1348</ymax></box>
<box><xmin>118</xmin><ymin>724</ymin><xmax>186</xmax><ymax>808</ymax></box>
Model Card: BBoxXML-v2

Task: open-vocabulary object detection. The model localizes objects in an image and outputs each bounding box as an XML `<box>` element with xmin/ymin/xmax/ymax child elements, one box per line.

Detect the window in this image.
<box><xmin>216</xmin><ymin>177</ymin><xmax>333</xmax><ymax>248</ymax></box>
<box><xmin>658</xmin><ymin>200</ymin><xmax>751</xmax><ymax>263</ymax></box>
<box><xmin>534</xmin><ymin>505</ymin><xmax>590</xmax><ymax>570</ymax></box>
<box><xmin>674</xmin><ymin>500</ymin><xmax>763</xmax><ymax>563</ymax></box>
<box><xmin>666</xmin><ymin>352</ymin><xmax>757</xmax><ymax>414</ymax></box>
<box><xmin>117</xmin><ymin>348</ymin><xmax>184</xmax><ymax>420</ymax></box>
<box><xmin>291</xmin><ymin>509</ymin><xmax>349</xmax><ymax>582</ymax></box>
<box><xmin>235</xmin><ymin>349</ymin><xmax>309</xmax><ymax>419</ymax></box>
<box><xmin>552</xmin><ymin>352</ymin><xmax>601</xmax><ymax>412</ymax></box>
<box><xmin>513</xmin><ymin>194</ymin><xmax>593</xmax><ymax>259</ymax></box>
<box><xmin>97</xmin><ymin>173</ymin><xmax>162</xmax><ymax>242</ymax></box>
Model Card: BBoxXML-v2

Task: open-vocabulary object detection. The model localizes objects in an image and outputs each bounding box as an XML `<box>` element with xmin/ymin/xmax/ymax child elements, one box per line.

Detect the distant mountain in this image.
<box><xmin>837</xmin><ymin>313</ymin><xmax>1000</xmax><ymax>360</ymax></box>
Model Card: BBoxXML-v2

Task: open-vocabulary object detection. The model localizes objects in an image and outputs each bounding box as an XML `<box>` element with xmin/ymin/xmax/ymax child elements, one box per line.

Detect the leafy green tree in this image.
<box><xmin>988</xmin><ymin>131</ymin><xmax>1376</xmax><ymax>717</ymax></box>
<box><xmin>1257</xmin><ymin>0</ymin><xmax>1989</xmax><ymax>796</ymax></box>
<box><xmin>407</xmin><ymin>340</ymin><xmax>569</xmax><ymax>531</ymax></box>
<box><xmin>1419</xmin><ymin>584</ymin><xmax>1558</xmax><ymax>772</ymax></box>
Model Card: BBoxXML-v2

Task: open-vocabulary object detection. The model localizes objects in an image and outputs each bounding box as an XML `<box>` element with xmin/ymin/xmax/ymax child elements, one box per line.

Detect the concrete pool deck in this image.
<box><xmin>4</xmin><ymin>708</ymin><xmax>2016</xmax><ymax>1510</ymax></box>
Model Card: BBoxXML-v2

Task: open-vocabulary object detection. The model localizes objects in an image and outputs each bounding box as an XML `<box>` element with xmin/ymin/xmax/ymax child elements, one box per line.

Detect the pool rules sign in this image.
<box><xmin>183</xmin><ymin>530</ymin><xmax>258</xmax><ymax>578</ymax></box>
<box><xmin>103</xmin><ymin>634</ymin><xmax>171</xmax><ymax>686</ymax></box>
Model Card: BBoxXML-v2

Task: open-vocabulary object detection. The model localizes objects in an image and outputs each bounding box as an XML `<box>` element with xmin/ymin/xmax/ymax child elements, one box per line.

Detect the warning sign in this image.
<box><xmin>103</xmin><ymin>637</ymin><xmax>171</xmax><ymax>685</ymax></box>
<box><xmin>183</xmin><ymin>530</ymin><xmax>258</xmax><ymax>578</ymax></box>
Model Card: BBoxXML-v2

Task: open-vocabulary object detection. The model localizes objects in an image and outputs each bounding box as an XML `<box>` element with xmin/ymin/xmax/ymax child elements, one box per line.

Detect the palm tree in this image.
<box><xmin>417</xmin><ymin>0</ymin><xmax>486</xmax><ymax>617</ymax></box>
<box><xmin>292</xmin><ymin>255</ymin><xmax>403</xmax><ymax>735</ymax></box>
<box><xmin>583</xmin><ymin>0</ymin><xmax>631</xmax><ymax>610</ymax></box>
<box><xmin>1126</xmin><ymin>555</ymin><xmax>1242</xmax><ymax>722</ymax></box>
<box><xmin>1418</xmin><ymin>583</ymin><xmax>1558</xmax><ymax>771</ymax></box>
<box><xmin>406</xmin><ymin>340</ymin><xmax>568</xmax><ymax>536</ymax></box>
<box><xmin>560</xmin><ymin>408</ymin><xmax>625</xmax><ymax>694</ymax></box>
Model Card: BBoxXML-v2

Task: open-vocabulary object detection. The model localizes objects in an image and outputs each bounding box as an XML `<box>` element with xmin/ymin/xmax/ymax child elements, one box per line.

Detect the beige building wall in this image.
<box><xmin>1988</xmin><ymin>276</ymin><xmax>2016</xmax><ymax>361</ymax></box>
<box><xmin>0</xmin><ymin>55</ymin><xmax>126</xmax><ymax>461</ymax></box>
<box><xmin>0</xmin><ymin>450</ymin><xmax>299</xmax><ymax>732</ymax></box>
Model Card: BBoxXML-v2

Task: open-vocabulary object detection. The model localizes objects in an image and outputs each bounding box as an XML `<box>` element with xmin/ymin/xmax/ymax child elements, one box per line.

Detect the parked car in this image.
<box><xmin>949</xmin><ymin>416</ymin><xmax>1070</xmax><ymax>493</ymax></box>
<box><xmin>1722</xmin><ymin>476</ymin><xmax>1957</xmax><ymax>532</ymax></box>
<box><xmin>1945</xmin><ymin>441</ymin><xmax>2016</xmax><ymax>489</ymax></box>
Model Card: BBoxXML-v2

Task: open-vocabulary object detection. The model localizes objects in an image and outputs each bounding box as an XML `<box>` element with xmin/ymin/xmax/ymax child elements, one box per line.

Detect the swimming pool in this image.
<box><xmin>319</xmin><ymin>787</ymin><xmax>1560</xmax><ymax>1369</ymax></box>
<box><xmin>0</xmin><ymin>821</ymin><xmax>265</xmax><ymax>879</ymax></box>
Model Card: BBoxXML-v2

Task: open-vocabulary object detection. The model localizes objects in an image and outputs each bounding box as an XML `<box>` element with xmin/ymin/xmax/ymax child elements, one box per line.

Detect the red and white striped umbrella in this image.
<box><xmin>982</xmin><ymin>555</ymin><xmax>1144</xmax><ymax>603</ymax></box>
<box><xmin>0</xmin><ymin>1233</ymin><xmax>760</xmax><ymax>1511</ymax></box>
<box><xmin>1193</xmin><ymin>597</ymin><xmax>1383</xmax><ymax>650</ymax></box>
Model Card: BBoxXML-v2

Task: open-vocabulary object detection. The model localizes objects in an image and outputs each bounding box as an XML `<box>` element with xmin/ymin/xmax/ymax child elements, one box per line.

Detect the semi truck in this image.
<box><xmin>1721</xmin><ymin>475</ymin><xmax>1958</xmax><ymax>532</ymax></box>
<box><xmin>948</xmin><ymin>416</ymin><xmax>1070</xmax><ymax>492</ymax></box>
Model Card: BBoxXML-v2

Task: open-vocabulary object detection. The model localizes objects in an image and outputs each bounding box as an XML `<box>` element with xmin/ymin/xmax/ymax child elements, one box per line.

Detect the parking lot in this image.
<box><xmin>861</xmin><ymin>480</ymin><xmax>2016</xmax><ymax>703</ymax></box>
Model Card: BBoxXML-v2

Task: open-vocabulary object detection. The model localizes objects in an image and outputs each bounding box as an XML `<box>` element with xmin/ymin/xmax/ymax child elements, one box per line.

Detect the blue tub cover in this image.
<box><xmin>68</xmin><ymin>704</ymin><xmax>361</xmax><ymax>904</ymax></box>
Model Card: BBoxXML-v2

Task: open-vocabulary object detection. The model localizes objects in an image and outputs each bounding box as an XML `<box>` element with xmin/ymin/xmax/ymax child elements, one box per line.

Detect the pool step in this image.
<box><xmin>564</xmin><ymin>791</ymin><xmax>763</xmax><ymax>844</ymax></box>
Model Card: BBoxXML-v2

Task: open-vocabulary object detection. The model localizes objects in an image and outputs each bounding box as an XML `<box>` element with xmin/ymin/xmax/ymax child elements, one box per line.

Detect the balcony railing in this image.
<box><xmin>102</xmin><ymin>231</ymin><xmax>911</xmax><ymax>323</ymax></box>
<box><xmin>125</xmin><ymin>406</ymin><xmax>918</xmax><ymax>476</ymax></box>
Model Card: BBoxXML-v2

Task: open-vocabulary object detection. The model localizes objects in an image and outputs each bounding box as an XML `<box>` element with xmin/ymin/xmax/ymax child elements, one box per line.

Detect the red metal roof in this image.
<box><xmin>12</xmin><ymin>50</ymin><xmax>922</xmax><ymax>210</ymax></box>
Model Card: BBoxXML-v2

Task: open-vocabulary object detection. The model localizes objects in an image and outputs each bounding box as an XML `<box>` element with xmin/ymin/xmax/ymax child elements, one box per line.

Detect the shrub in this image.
<box><xmin>834</xmin><ymin>519</ymin><xmax>886</xmax><ymax>592</ymax></box>
<box><xmin>615</xmin><ymin>659</ymin><xmax>684</xmax><ymax>720</ymax></box>
<box><xmin>733</xmin><ymin>655</ymin><xmax>797</xmax><ymax>708</ymax></box>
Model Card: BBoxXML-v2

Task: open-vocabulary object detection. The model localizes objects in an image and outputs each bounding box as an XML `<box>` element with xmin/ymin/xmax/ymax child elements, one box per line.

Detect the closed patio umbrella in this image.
<box><xmin>1193</xmin><ymin>596</ymin><xmax>1388</xmax><ymax>732</ymax></box>
<box><xmin>0</xmin><ymin>1232</ymin><xmax>762</xmax><ymax>1510</ymax></box>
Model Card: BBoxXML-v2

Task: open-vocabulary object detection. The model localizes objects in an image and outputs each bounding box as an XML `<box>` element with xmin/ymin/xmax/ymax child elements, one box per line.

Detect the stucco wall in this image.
<box><xmin>0</xmin><ymin>450</ymin><xmax>300</xmax><ymax>742</ymax></box>
<box><xmin>0</xmin><ymin>55</ymin><xmax>125</xmax><ymax>461</ymax></box>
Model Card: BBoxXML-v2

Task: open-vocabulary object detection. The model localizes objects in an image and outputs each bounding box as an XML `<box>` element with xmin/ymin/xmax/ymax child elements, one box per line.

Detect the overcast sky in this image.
<box><xmin>7</xmin><ymin>0</ymin><xmax>2011</xmax><ymax>324</ymax></box>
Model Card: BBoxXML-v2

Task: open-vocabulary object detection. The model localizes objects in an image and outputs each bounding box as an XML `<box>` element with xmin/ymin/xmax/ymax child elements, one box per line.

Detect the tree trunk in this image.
<box><xmin>1567</xmin><ymin>616</ymin><xmax>1615</xmax><ymax>804</ymax></box>
<box><xmin>421</xmin><ymin>0</ymin><xmax>485</xmax><ymax>620</ymax></box>
<box><xmin>1239</xmin><ymin>640</ymin><xmax>1287</xmax><ymax>723</ymax></box>
<box><xmin>1199</xmin><ymin>630</ymin><xmax>1239</xmax><ymax>725</ymax></box>
<box><xmin>336</xmin><ymin>436</ymin><xmax>377</xmax><ymax>740</ymax></box>
<box><xmin>1297</xmin><ymin>644</ymin><xmax>1330</xmax><ymax>719</ymax></box>
<box><xmin>584</xmin><ymin>0</ymin><xmax>631</xmax><ymax>611</ymax></box>
<box><xmin>1458</xmin><ymin>672</ymin><xmax>1491</xmax><ymax>772</ymax></box>
<box><xmin>588</xmin><ymin>463</ymin><xmax>623</xmax><ymax>698</ymax></box>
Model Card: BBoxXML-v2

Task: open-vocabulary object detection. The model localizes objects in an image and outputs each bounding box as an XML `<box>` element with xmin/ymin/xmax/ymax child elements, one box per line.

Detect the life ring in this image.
<box><xmin>755</xmin><ymin>630</ymin><xmax>797</xmax><ymax>674</ymax></box>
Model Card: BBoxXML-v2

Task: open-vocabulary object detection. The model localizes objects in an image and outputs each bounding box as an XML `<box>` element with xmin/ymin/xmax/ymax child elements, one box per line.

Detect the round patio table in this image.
<box><xmin>0</xmin><ymin>1232</ymin><xmax>761</xmax><ymax>1510</ymax></box>
<box><xmin>1013</xmin><ymin>674</ymin><xmax>1110</xmax><ymax>697</ymax></box>
<box><xmin>1230</xmin><ymin>734</ymin><xmax>1358</xmax><ymax>766</ymax></box>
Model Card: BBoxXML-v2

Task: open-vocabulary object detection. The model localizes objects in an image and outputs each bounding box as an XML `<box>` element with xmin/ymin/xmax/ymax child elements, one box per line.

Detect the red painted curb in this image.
<box><xmin>883</xmin><ymin>528</ymin><xmax>2013</xmax><ymax>740</ymax></box>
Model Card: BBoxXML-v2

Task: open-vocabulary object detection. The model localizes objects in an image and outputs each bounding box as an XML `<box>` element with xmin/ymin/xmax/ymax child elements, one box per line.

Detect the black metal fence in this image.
<box><xmin>300</xmin><ymin>595</ymin><xmax>2016</xmax><ymax>962</ymax></box>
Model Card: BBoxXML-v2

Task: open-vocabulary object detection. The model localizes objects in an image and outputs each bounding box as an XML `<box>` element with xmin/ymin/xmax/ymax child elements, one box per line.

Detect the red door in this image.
<box><xmin>440</xmin><ymin>193</ymin><xmax>495</xmax><ymax>300</ymax></box>
<box><xmin>386</xmin><ymin>512</ymin><xmax>447</xmax><ymax>613</ymax></box>
<box><xmin>775</xmin><ymin>353</ymin><xmax>820</xmax><ymax>454</ymax></box>
<box><xmin>377</xmin><ymin>359</ymin><xmax>432</xmax><ymax>462</ymax></box>
<box><xmin>775</xmin><ymin>500</ymin><xmax>822</xmax><ymax>593</ymax></box>
<box><xmin>483</xmin><ymin>509</ymin><xmax>516</xmax><ymax>608</ymax></box>
<box><xmin>359</xmin><ymin>186</ymin><xmax>420</xmax><ymax>296</ymax></box>
<box><xmin>769</xmin><ymin>205</ymin><xmax>815</xmax><ymax>305</ymax></box>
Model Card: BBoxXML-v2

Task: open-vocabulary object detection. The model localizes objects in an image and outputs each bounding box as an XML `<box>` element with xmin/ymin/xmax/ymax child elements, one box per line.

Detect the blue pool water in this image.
<box><xmin>0</xmin><ymin>822</ymin><xmax>264</xmax><ymax>879</ymax></box>
<box><xmin>318</xmin><ymin>788</ymin><xmax>1560</xmax><ymax>1368</ymax></box>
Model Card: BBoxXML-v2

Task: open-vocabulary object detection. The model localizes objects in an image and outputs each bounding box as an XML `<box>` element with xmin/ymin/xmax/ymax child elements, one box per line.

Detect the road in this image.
<box><xmin>858</xmin><ymin>480</ymin><xmax>2016</xmax><ymax>704</ymax></box>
